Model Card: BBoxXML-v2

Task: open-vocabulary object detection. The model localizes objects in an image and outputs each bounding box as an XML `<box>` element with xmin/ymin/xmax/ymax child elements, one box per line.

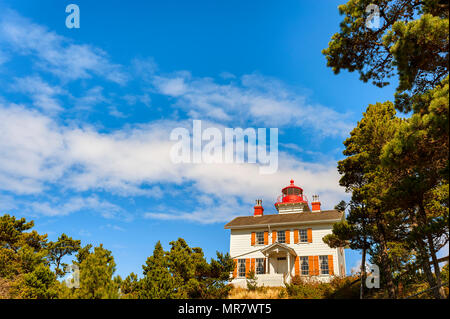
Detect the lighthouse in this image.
<box><xmin>224</xmin><ymin>179</ymin><xmax>346</xmax><ymax>287</ymax></box>
<box><xmin>274</xmin><ymin>179</ymin><xmax>311</xmax><ymax>214</ymax></box>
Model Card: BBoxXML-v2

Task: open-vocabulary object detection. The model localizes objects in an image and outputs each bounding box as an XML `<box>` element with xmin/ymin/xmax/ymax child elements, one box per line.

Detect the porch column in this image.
<box><xmin>287</xmin><ymin>252</ymin><xmax>290</xmax><ymax>277</ymax></box>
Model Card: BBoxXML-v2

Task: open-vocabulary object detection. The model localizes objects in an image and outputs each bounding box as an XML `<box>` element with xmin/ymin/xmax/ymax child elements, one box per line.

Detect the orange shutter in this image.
<box><xmin>245</xmin><ymin>259</ymin><xmax>251</xmax><ymax>277</ymax></box>
<box><xmin>307</xmin><ymin>228</ymin><xmax>313</xmax><ymax>243</ymax></box>
<box><xmin>233</xmin><ymin>259</ymin><xmax>237</xmax><ymax>278</ymax></box>
<box><xmin>294</xmin><ymin>230</ymin><xmax>299</xmax><ymax>244</ymax></box>
<box><xmin>272</xmin><ymin>231</ymin><xmax>277</xmax><ymax>244</ymax></box>
<box><xmin>295</xmin><ymin>256</ymin><xmax>300</xmax><ymax>276</ymax></box>
<box><xmin>264</xmin><ymin>231</ymin><xmax>268</xmax><ymax>245</ymax></box>
<box><xmin>251</xmin><ymin>258</ymin><xmax>255</xmax><ymax>272</ymax></box>
<box><xmin>251</xmin><ymin>232</ymin><xmax>255</xmax><ymax>246</ymax></box>
<box><xmin>328</xmin><ymin>255</ymin><xmax>334</xmax><ymax>275</ymax></box>
<box><xmin>264</xmin><ymin>258</ymin><xmax>267</xmax><ymax>274</ymax></box>
<box><xmin>314</xmin><ymin>256</ymin><xmax>319</xmax><ymax>275</ymax></box>
<box><xmin>308</xmin><ymin>256</ymin><xmax>314</xmax><ymax>276</ymax></box>
<box><xmin>285</xmin><ymin>230</ymin><xmax>290</xmax><ymax>244</ymax></box>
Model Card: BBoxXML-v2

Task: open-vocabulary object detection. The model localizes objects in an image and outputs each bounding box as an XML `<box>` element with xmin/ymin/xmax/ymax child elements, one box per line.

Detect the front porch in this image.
<box><xmin>232</xmin><ymin>243</ymin><xmax>297</xmax><ymax>287</ymax></box>
<box><xmin>261</xmin><ymin>242</ymin><xmax>296</xmax><ymax>281</ymax></box>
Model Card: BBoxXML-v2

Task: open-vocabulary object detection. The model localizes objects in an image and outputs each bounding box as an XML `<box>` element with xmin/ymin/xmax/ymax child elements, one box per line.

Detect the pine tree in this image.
<box><xmin>75</xmin><ymin>244</ymin><xmax>119</xmax><ymax>299</ymax></box>
<box><xmin>140</xmin><ymin>241</ymin><xmax>180</xmax><ymax>299</ymax></box>
<box><xmin>381</xmin><ymin>77</ymin><xmax>449</xmax><ymax>298</ymax></box>
<box><xmin>46</xmin><ymin>234</ymin><xmax>81</xmax><ymax>277</ymax></box>
<box><xmin>139</xmin><ymin>239</ymin><xmax>234</xmax><ymax>299</ymax></box>
<box><xmin>324</xmin><ymin>102</ymin><xmax>405</xmax><ymax>298</ymax></box>
<box><xmin>322</xmin><ymin>0</ymin><xmax>448</xmax><ymax>111</ymax></box>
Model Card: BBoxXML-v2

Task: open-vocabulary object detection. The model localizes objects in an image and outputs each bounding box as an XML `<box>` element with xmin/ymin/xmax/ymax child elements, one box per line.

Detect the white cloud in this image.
<box><xmin>0</xmin><ymin>10</ymin><xmax>128</xmax><ymax>84</ymax></box>
<box><xmin>219</xmin><ymin>71</ymin><xmax>236</xmax><ymax>80</ymax></box>
<box><xmin>132</xmin><ymin>57</ymin><xmax>158</xmax><ymax>81</ymax></box>
<box><xmin>0</xmin><ymin>10</ymin><xmax>350</xmax><ymax>223</ymax></box>
<box><xmin>0</xmin><ymin>194</ymin><xmax>16</xmax><ymax>211</ymax></box>
<box><xmin>74</xmin><ymin>86</ymin><xmax>109</xmax><ymax>110</ymax></box>
<box><xmin>0</xmin><ymin>103</ymin><xmax>67</xmax><ymax>194</ymax></box>
<box><xmin>122</xmin><ymin>93</ymin><xmax>151</xmax><ymax>107</ymax></box>
<box><xmin>12</xmin><ymin>76</ymin><xmax>64</xmax><ymax>112</ymax></box>
<box><xmin>28</xmin><ymin>195</ymin><xmax>124</xmax><ymax>219</ymax></box>
<box><xmin>101</xmin><ymin>224</ymin><xmax>126</xmax><ymax>232</ymax></box>
<box><xmin>152</xmin><ymin>72</ymin><xmax>353</xmax><ymax>137</ymax></box>
<box><xmin>0</xmin><ymin>103</ymin><xmax>346</xmax><ymax>222</ymax></box>
<box><xmin>154</xmin><ymin>74</ymin><xmax>189</xmax><ymax>97</ymax></box>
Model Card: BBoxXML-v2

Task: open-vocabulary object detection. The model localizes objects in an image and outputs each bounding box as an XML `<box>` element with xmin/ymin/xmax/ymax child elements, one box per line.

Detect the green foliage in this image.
<box><xmin>325</xmin><ymin>0</ymin><xmax>449</xmax><ymax>297</ymax></box>
<box><xmin>441</xmin><ymin>264</ymin><xmax>449</xmax><ymax>284</ymax></box>
<box><xmin>74</xmin><ymin>244</ymin><xmax>93</xmax><ymax>266</ymax></box>
<box><xmin>46</xmin><ymin>234</ymin><xmax>81</xmax><ymax>277</ymax></box>
<box><xmin>329</xmin><ymin>101</ymin><xmax>412</xmax><ymax>298</ymax></box>
<box><xmin>323</xmin><ymin>220</ymin><xmax>352</xmax><ymax>249</ymax></box>
<box><xmin>334</xmin><ymin>200</ymin><xmax>347</xmax><ymax>212</ymax></box>
<box><xmin>74</xmin><ymin>244</ymin><xmax>119</xmax><ymax>299</ymax></box>
<box><xmin>119</xmin><ymin>273</ymin><xmax>140</xmax><ymax>299</ymax></box>
<box><xmin>0</xmin><ymin>214</ymin><xmax>35</xmax><ymax>251</ymax></box>
<box><xmin>325</xmin><ymin>275</ymin><xmax>361</xmax><ymax>299</ymax></box>
<box><xmin>0</xmin><ymin>214</ymin><xmax>50</xmax><ymax>286</ymax></box>
<box><xmin>322</xmin><ymin>0</ymin><xmax>449</xmax><ymax>111</ymax></box>
<box><xmin>285</xmin><ymin>276</ymin><xmax>332</xmax><ymax>299</ymax></box>
<box><xmin>277</xmin><ymin>288</ymin><xmax>287</xmax><ymax>299</ymax></box>
<box><xmin>12</xmin><ymin>264</ymin><xmax>59</xmax><ymax>299</ymax></box>
<box><xmin>140</xmin><ymin>241</ymin><xmax>180</xmax><ymax>299</ymax></box>
<box><xmin>139</xmin><ymin>239</ymin><xmax>234</xmax><ymax>299</ymax></box>
<box><xmin>246</xmin><ymin>270</ymin><xmax>258</xmax><ymax>291</ymax></box>
<box><xmin>285</xmin><ymin>275</ymin><xmax>362</xmax><ymax>299</ymax></box>
<box><xmin>380</xmin><ymin>77</ymin><xmax>449</xmax><ymax>298</ymax></box>
<box><xmin>0</xmin><ymin>214</ymin><xmax>49</xmax><ymax>279</ymax></box>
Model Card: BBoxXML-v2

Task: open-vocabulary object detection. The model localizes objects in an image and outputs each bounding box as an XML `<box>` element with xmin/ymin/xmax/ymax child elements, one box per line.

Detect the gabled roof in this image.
<box><xmin>224</xmin><ymin>210</ymin><xmax>344</xmax><ymax>229</ymax></box>
<box><xmin>261</xmin><ymin>242</ymin><xmax>297</xmax><ymax>256</ymax></box>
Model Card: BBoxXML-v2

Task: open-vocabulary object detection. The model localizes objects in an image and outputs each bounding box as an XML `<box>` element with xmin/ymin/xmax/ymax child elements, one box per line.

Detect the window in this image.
<box><xmin>299</xmin><ymin>229</ymin><xmax>308</xmax><ymax>243</ymax></box>
<box><xmin>319</xmin><ymin>256</ymin><xmax>329</xmax><ymax>275</ymax></box>
<box><xmin>238</xmin><ymin>259</ymin><xmax>246</xmax><ymax>277</ymax></box>
<box><xmin>300</xmin><ymin>256</ymin><xmax>309</xmax><ymax>275</ymax></box>
<box><xmin>256</xmin><ymin>232</ymin><xmax>264</xmax><ymax>245</ymax></box>
<box><xmin>277</xmin><ymin>231</ymin><xmax>285</xmax><ymax>243</ymax></box>
<box><xmin>256</xmin><ymin>258</ymin><xmax>265</xmax><ymax>275</ymax></box>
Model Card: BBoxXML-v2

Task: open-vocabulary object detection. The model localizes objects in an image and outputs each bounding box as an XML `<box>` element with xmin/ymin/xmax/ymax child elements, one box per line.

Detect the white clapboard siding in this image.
<box><xmin>229</xmin><ymin>223</ymin><xmax>344</xmax><ymax>276</ymax></box>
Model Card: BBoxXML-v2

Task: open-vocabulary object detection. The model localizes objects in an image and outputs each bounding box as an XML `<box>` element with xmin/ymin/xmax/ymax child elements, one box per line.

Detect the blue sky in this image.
<box><xmin>0</xmin><ymin>0</ymin><xmax>400</xmax><ymax>278</ymax></box>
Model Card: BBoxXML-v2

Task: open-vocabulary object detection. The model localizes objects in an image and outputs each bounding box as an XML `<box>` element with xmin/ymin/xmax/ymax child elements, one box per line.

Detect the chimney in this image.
<box><xmin>254</xmin><ymin>199</ymin><xmax>264</xmax><ymax>216</ymax></box>
<box><xmin>311</xmin><ymin>195</ymin><xmax>321</xmax><ymax>212</ymax></box>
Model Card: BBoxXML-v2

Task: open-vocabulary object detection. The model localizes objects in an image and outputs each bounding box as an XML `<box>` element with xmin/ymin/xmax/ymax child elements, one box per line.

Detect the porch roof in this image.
<box><xmin>260</xmin><ymin>242</ymin><xmax>297</xmax><ymax>257</ymax></box>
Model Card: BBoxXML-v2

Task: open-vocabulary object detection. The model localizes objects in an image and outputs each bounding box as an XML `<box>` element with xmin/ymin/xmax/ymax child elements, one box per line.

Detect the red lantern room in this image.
<box><xmin>275</xmin><ymin>179</ymin><xmax>310</xmax><ymax>213</ymax></box>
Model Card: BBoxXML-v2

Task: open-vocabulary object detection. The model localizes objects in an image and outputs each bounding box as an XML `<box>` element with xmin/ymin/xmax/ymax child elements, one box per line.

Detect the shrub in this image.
<box><xmin>246</xmin><ymin>270</ymin><xmax>258</xmax><ymax>291</ymax></box>
<box><xmin>285</xmin><ymin>276</ymin><xmax>330</xmax><ymax>299</ymax></box>
<box><xmin>325</xmin><ymin>275</ymin><xmax>360</xmax><ymax>299</ymax></box>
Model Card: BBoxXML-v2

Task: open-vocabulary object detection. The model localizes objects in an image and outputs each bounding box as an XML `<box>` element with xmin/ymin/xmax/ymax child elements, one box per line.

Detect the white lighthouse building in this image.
<box><xmin>224</xmin><ymin>180</ymin><xmax>346</xmax><ymax>287</ymax></box>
